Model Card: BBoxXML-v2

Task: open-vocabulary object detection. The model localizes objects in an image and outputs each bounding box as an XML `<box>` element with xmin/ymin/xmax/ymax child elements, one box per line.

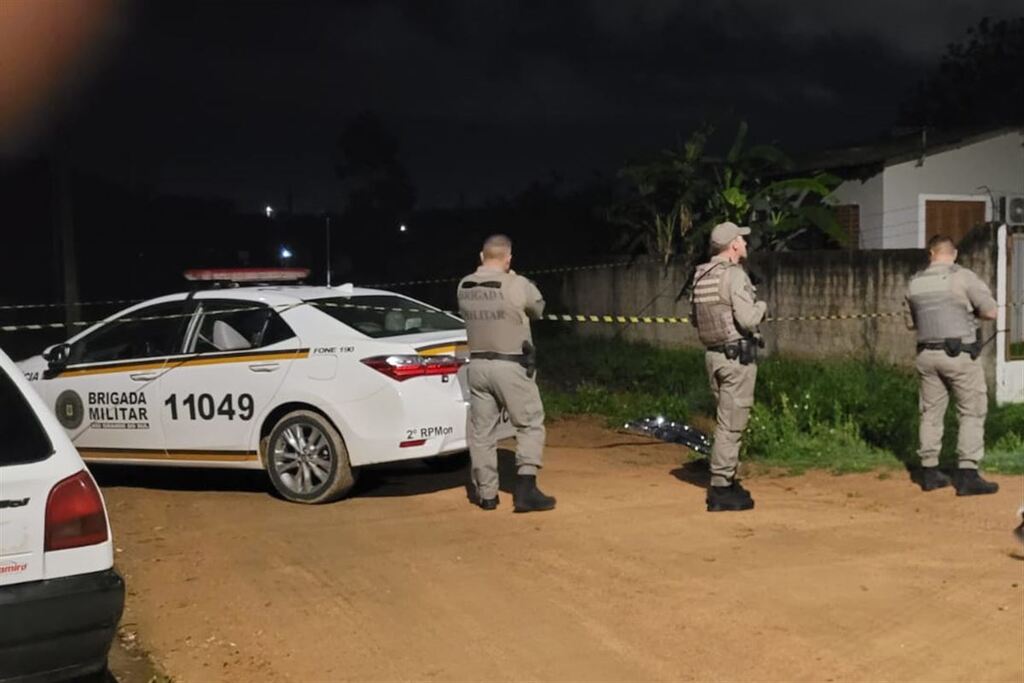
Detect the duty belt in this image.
<box><xmin>706</xmin><ymin>343</ymin><xmax>742</xmax><ymax>354</ymax></box>
<box><xmin>917</xmin><ymin>341</ymin><xmax>980</xmax><ymax>356</ymax></box>
<box><xmin>470</xmin><ymin>351</ymin><xmax>527</xmax><ymax>362</ymax></box>
<box><xmin>705</xmin><ymin>339</ymin><xmax>758</xmax><ymax>365</ymax></box>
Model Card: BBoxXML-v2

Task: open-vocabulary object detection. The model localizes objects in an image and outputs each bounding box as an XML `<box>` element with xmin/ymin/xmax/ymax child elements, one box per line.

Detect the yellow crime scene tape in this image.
<box><xmin>0</xmin><ymin>298</ymin><xmax>928</xmax><ymax>333</ymax></box>
<box><xmin>0</xmin><ymin>298</ymin><xmax>143</xmax><ymax>312</ymax></box>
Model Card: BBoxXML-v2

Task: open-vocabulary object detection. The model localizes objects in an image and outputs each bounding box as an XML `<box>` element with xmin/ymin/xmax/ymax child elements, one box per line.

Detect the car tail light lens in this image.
<box><xmin>361</xmin><ymin>355</ymin><xmax>465</xmax><ymax>381</ymax></box>
<box><xmin>45</xmin><ymin>470</ymin><xmax>109</xmax><ymax>552</ymax></box>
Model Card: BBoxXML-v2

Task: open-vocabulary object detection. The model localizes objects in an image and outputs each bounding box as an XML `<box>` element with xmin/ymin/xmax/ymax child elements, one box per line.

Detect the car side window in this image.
<box><xmin>0</xmin><ymin>368</ymin><xmax>53</xmax><ymax>466</ymax></box>
<box><xmin>190</xmin><ymin>300</ymin><xmax>296</xmax><ymax>353</ymax></box>
<box><xmin>68</xmin><ymin>301</ymin><xmax>194</xmax><ymax>365</ymax></box>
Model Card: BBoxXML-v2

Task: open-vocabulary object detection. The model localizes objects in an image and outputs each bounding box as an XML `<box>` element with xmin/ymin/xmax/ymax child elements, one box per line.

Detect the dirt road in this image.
<box><xmin>96</xmin><ymin>417</ymin><xmax>1024</xmax><ymax>682</ymax></box>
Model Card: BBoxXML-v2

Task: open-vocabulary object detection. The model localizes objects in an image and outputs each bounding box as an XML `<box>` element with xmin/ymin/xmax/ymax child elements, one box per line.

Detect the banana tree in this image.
<box><xmin>704</xmin><ymin>122</ymin><xmax>846</xmax><ymax>249</ymax></box>
<box><xmin>610</xmin><ymin>126</ymin><xmax>711</xmax><ymax>265</ymax></box>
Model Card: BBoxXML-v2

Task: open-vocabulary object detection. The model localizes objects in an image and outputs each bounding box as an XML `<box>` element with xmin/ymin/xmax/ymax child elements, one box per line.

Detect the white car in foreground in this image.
<box><xmin>0</xmin><ymin>347</ymin><xmax>124</xmax><ymax>682</ymax></box>
<box><xmin>18</xmin><ymin>270</ymin><xmax>498</xmax><ymax>504</ymax></box>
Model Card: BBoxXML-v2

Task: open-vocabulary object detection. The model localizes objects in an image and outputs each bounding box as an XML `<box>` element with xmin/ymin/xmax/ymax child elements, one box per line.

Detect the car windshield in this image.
<box><xmin>309</xmin><ymin>295</ymin><xmax>463</xmax><ymax>338</ymax></box>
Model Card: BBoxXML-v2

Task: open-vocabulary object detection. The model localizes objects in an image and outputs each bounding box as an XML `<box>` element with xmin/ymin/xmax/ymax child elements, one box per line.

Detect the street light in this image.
<box><xmin>265</xmin><ymin>205</ymin><xmax>274</xmax><ymax>218</ymax></box>
<box><xmin>399</xmin><ymin>223</ymin><xmax>407</xmax><ymax>232</ymax></box>
<box><xmin>279</xmin><ymin>245</ymin><xmax>293</xmax><ymax>261</ymax></box>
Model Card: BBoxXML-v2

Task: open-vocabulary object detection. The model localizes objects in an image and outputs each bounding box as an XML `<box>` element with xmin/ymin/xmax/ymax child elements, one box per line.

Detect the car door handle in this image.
<box><xmin>248</xmin><ymin>362</ymin><xmax>280</xmax><ymax>373</ymax></box>
<box><xmin>130</xmin><ymin>372</ymin><xmax>160</xmax><ymax>382</ymax></box>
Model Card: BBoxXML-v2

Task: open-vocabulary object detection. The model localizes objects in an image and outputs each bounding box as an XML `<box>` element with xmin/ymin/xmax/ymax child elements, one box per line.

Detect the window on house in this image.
<box><xmin>924</xmin><ymin>199</ymin><xmax>986</xmax><ymax>246</ymax></box>
<box><xmin>835</xmin><ymin>204</ymin><xmax>860</xmax><ymax>249</ymax></box>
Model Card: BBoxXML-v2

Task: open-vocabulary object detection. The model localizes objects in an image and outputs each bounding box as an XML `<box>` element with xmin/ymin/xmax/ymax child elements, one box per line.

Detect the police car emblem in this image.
<box><xmin>55</xmin><ymin>390</ymin><xmax>84</xmax><ymax>429</ymax></box>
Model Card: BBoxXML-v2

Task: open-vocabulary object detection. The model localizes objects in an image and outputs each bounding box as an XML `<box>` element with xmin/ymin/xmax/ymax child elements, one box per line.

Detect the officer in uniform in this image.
<box><xmin>690</xmin><ymin>221</ymin><xmax>766</xmax><ymax>512</ymax></box>
<box><xmin>457</xmin><ymin>234</ymin><xmax>556</xmax><ymax>513</ymax></box>
<box><xmin>906</xmin><ymin>235</ymin><xmax>999</xmax><ymax>495</ymax></box>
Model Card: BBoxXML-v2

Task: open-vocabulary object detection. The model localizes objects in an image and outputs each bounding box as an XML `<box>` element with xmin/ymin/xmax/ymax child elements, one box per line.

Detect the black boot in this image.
<box><xmin>918</xmin><ymin>466</ymin><xmax>951</xmax><ymax>492</ymax></box>
<box><xmin>953</xmin><ymin>469</ymin><xmax>999</xmax><ymax>496</ymax></box>
<box><xmin>706</xmin><ymin>482</ymin><xmax>755</xmax><ymax>512</ymax></box>
<box><xmin>477</xmin><ymin>495</ymin><xmax>499</xmax><ymax>511</ymax></box>
<box><xmin>732</xmin><ymin>480</ymin><xmax>754</xmax><ymax>501</ymax></box>
<box><xmin>513</xmin><ymin>475</ymin><xmax>556</xmax><ymax>513</ymax></box>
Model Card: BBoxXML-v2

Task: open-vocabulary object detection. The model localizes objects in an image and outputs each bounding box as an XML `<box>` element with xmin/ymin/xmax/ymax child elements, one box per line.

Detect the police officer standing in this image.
<box><xmin>690</xmin><ymin>222</ymin><xmax>766</xmax><ymax>512</ymax></box>
<box><xmin>906</xmin><ymin>235</ymin><xmax>999</xmax><ymax>496</ymax></box>
<box><xmin>457</xmin><ymin>234</ymin><xmax>556</xmax><ymax>513</ymax></box>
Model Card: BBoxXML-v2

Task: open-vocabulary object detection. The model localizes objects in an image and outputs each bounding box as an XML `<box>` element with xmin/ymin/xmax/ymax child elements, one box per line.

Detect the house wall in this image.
<box><xmin>882</xmin><ymin>131</ymin><xmax>1024</xmax><ymax>248</ymax></box>
<box><xmin>829</xmin><ymin>131</ymin><xmax>1024</xmax><ymax>250</ymax></box>
<box><xmin>831</xmin><ymin>173</ymin><xmax>884</xmax><ymax>249</ymax></box>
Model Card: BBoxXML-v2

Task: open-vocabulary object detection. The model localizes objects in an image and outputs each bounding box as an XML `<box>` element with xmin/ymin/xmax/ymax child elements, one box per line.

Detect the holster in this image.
<box><xmin>969</xmin><ymin>329</ymin><xmax>982</xmax><ymax>361</ymax></box>
<box><xmin>521</xmin><ymin>340</ymin><xmax>537</xmax><ymax>378</ymax></box>
<box><xmin>738</xmin><ymin>338</ymin><xmax>758</xmax><ymax>365</ymax></box>
<box><xmin>942</xmin><ymin>338</ymin><xmax>962</xmax><ymax>358</ymax></box>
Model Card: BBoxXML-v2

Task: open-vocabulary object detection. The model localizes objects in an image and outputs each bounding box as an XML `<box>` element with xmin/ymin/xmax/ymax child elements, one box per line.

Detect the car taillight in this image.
<box><xmin>45</xmin><ymin>470</ymin><xmax>109</xmax><ymax>552</ymax></box>
<box><xmin>361</xmin><ymin>355</ymin><xmax>465</xmax><ymax>381</ymax></box>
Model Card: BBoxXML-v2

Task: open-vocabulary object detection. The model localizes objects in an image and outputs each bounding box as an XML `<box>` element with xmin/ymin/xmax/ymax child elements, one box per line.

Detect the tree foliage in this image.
<box><xmin>900</xmin><ymin>17</ymin><xmax>1024</xmax><ymax>128</ymax></box>
<box><xmin>611</xmin><ymin>122</ymin><xmax>844</xmax><ymax>261</ymax></box>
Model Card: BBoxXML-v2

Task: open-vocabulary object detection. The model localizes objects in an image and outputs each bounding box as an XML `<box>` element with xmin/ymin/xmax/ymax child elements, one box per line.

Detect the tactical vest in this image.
<box><xmin>907</xmin><ymin>264</ymin><xmax>976</xmax><ymax>343</ymax></box>
<box><xmin>691</xmin><ymin>261</ymin><xmax>742</xmax><ymax>346</ymax></box>
<box><xmin>457</xmin><ymin>269</ymin><xmax>532</xmax><ymax>355</ymax></box>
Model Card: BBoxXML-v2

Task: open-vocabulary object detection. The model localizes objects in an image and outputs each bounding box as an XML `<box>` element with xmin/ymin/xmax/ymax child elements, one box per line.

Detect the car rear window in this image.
<box><xmin>310</xmin><ymin>295</ymin><xmax>464</xmax><ymax>338</ymax></box>
<box><xmin>0</xmin><ymin>368</ymin><xmax>53</xmax><ymax>467</ymax></box>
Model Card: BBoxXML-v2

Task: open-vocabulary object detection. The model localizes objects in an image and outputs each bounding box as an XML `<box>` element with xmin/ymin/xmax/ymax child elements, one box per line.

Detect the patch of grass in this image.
<box><xmin>743</xmin><ymin>394</ymin><xmax>896</xmax><ymax>474</ymax></box>
<box><xmin>984</xmin><ymin>432</ymin><xmax>1024</xmax><ymax>474</ymax></box>
<box><xmin>537</xmin><ymin>331</ymin><xmax>1023</xmax><ymax>474</ymax></box>
<box><xmin>543</xmin><ymin>382</ymin><xmax>694</xmax><ymax>426</ymax></box>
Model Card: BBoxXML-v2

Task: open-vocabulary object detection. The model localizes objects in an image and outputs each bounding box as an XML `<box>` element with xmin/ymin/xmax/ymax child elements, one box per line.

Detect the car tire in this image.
<box><xmin>265</xmin><ymin>410</ymin><xmax>355</xmax><ymax>504</ymax></box>
<box><xmin>423</xmin><ymin>452</ymin><xmax>469</xmax><ymax>472</ymax></box>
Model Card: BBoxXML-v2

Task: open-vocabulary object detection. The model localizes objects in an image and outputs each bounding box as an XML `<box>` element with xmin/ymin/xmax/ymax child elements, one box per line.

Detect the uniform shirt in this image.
<box><xmin>691</xmin><ymin>255</ymin><xmax>766</xmax><ymax>345</ymax></box>
<box><xmin>457</xmin><ymin>266</ymin><xmax>545</xmax><ymax>355</ymax></box>
<box><xmin>905</xmin><ymin>263</ymin><xmax>996</xmax><ymax>344</ymax></box>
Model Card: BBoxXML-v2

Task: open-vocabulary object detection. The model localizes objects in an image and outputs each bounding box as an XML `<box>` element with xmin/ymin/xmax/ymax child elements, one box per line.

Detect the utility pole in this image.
<box><xmin>51</xmin><ymin>154</ymin><xmax>79</xmax><ymax>332</ymax></box>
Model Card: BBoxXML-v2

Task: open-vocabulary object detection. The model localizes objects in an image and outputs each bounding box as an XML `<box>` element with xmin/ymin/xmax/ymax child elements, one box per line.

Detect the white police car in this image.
<box><xmin>0</xmin><ymin>347</ymin><xmax>124</xmax><ymax>682</ymax></box>
<box><xmin>17</xmin><ymin>269</ymin><xmax>495</xmax><ymax>504</ymax></box>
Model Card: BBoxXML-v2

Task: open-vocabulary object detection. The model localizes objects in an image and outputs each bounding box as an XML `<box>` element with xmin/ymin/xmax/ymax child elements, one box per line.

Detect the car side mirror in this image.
<box><xmin>42</xmin><ymin>343</ymin><xmax>70</xmax><ymax>369</ymax></box>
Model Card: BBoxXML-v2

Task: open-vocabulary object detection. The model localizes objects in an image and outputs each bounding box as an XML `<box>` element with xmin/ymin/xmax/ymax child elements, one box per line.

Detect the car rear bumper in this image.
<box><xmin>0</xmin><ymin>568</ymin><xmax>125</xmax><ymax>683</ymax></box>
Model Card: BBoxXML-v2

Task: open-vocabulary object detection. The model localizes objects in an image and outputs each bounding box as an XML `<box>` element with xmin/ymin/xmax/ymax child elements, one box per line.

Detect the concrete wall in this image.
<box><xmin>885</xmin><ymin>132</ymin><xmax>1024</xmax><ymax>248</ymax></box>
<box><xmin>551</xmin><ymin>225</ymin><xmax>1001</xmax><ymax>387</ymax></box>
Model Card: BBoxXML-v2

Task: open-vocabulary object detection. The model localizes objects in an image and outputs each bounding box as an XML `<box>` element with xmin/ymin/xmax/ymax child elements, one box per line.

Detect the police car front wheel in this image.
<box><xmin>265</xmin><ymin>410</ymin><xmax>355</xmax><ymax>504</ymax></box>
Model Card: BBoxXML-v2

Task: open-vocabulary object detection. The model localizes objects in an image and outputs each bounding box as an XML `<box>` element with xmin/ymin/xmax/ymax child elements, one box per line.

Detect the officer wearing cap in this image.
<box><xmin>906</xmin><ymin>235</ymin><xmax>999</xmax><ymax>496</ymax></box>
<box><xmin>690</xmin><ymin>221</ymin><xmax>766</xmax><ymax>512</ymax></box>
<box><xmin>457</xmin><ymin>234</ymin><xmax>556</xmax><ymax>513</ymax></box>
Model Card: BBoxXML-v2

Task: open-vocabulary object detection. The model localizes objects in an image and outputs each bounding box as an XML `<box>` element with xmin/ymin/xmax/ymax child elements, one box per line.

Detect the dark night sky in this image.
<box><xmin>13</xmin><ymin>0</ymin><xmax>1023</xmax><ymax>211</ymax></box>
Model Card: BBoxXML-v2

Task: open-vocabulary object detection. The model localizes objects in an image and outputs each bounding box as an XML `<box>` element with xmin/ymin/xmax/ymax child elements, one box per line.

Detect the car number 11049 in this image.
<box><xmin>164</xmin><ymin>393</ymin><xmax>255</xmax><ymax>421</ymax></box>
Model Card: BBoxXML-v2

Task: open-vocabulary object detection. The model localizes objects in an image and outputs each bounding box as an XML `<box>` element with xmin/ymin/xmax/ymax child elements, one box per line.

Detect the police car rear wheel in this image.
<box><xmin>266</xmin><ymin>410</ymin><xmax>355</xmax><ymax>504</ymax></box>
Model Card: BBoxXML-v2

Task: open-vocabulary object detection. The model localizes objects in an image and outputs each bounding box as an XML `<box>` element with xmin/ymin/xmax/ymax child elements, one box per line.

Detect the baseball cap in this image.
<box><xmin>710</xmin><ymin>221</ymin><xmax>751</xmax><ymax>248</ymax></box>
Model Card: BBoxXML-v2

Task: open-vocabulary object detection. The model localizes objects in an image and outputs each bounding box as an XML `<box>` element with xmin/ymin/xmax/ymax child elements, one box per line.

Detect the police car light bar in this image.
<box><xmin>183</xmin><ymin>267</ymin><xmax>311</xmax><ymax>282</ymax></box>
